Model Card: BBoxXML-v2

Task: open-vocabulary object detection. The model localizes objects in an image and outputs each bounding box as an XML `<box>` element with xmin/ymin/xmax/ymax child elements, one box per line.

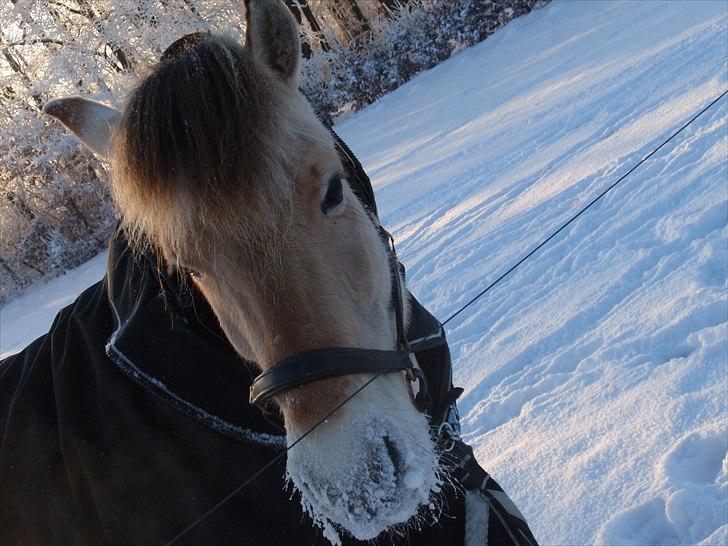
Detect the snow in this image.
<box><xmin>0</xmin><ymin>251</ymin><xmax>108</xmax><ymax>359</ymax></box>
<box><xmin>2</xmin><ymin>0</ymin><xmax>727</xmax><ymax>544</ymax></box>
<box><xmin>284</xmin><ymin>373</ymin><xmax>441</xmax><ymax>543</ymax></box>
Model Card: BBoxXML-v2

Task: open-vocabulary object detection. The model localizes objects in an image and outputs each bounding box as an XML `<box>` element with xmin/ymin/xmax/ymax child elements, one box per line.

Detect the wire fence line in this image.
<box><xmin>163</xmin><ymin>87</ymin><xmax>726</xmax><ymax>544</ymax></box>
<box><xmin>441</xmin><ymin>88</ymin><xmax>728</xmax><ymax>326</ymax></box>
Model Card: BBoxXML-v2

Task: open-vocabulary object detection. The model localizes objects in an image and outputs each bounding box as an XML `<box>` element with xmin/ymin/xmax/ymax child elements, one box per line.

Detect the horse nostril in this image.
<box><xmin>383</xmin><ymin>436</ymin><xmax>403</xmax><ymax>472</ymax></box>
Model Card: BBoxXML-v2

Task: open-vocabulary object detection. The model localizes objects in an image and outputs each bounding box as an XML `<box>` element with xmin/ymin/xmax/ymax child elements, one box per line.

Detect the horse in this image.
<box><xmin>2</xmin><ymin>1</ymin><xmax>538</xmax><ymax>544</ymax></box>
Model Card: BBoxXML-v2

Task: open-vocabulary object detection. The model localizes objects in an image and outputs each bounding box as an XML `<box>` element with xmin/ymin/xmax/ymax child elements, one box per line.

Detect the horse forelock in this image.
<box><xmin>111</xmin><ymin>33</ymin><xmax>298</xmax><ymax>264</ymax></box>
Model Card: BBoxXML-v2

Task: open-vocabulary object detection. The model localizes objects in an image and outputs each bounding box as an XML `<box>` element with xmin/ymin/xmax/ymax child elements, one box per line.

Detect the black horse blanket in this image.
<box><xmin>0</xmin><ymin>229</ymin><xmax>466</xmax><ymax>545</ymax></box>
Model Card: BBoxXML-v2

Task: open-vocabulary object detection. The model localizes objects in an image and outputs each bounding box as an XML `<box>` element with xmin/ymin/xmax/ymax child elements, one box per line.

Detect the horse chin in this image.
<box><xmin>284</xmin><ymin>396</ymin><xmax>441</xmax><ymax>544</ymax></box>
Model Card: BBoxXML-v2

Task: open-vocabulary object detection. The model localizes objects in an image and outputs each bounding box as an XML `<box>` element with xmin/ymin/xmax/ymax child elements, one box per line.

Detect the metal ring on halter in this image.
<box><xmin>434</xmin><ymin>421</ymin><xmax>458</xmax><ymax>453</ymax></box>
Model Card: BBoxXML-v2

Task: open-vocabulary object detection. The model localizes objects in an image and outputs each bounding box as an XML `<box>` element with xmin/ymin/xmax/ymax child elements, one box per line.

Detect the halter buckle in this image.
<box><xmin>434</xmin><ymin>421</ymin><xmax>458</xmax><ymax>452</ymax></box>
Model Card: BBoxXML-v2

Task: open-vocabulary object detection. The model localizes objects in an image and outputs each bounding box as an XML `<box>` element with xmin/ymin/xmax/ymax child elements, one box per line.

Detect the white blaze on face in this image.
<box><xmin>284</xmin><ymin>373</ymin><xmax>441</xmax><ymax>545</ymax></box>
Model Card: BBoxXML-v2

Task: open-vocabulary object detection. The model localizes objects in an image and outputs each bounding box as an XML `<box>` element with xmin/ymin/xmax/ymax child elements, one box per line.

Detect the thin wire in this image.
<box><xmin>442</xmin><ymin>88</ymin><xmax>728</xmax><ymax>326</ymax></box>
<box><xmin>166</xmin><ymin>88</ymin><xmax>727</xmax><ymax>544</ymax></box>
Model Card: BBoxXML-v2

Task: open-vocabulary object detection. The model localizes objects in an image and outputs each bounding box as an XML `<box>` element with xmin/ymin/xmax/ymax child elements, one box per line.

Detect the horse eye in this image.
<box><xmin>321</xmin><ymin>176</ymin><xmax>344</xmax><ymax>214</ymax></box>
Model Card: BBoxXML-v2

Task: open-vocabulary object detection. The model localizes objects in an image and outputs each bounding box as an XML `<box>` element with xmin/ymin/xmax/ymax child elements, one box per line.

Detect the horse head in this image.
<box><xmin>44</xmin><ymin>0</ymin><xmax>441</xmax><ymax>540</ymax></box>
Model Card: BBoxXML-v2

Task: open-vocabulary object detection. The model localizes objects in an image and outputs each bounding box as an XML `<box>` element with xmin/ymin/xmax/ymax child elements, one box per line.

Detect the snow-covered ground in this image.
<box><xmin>1</xmin><ymin>1</ymin><xmax>727</xmax><ymax>544</ymax></box>
<box><xmin>0</xmin><ymin>251</ymin><xmax>108</xmax><ymax>358</ymax></box>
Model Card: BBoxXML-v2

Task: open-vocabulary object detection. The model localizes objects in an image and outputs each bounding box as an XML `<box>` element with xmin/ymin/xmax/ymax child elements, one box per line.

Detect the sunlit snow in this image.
<box><xmin>1</xmin><ymin>1</ymin><xmax>726</xmax><ymax>544</ymax></box>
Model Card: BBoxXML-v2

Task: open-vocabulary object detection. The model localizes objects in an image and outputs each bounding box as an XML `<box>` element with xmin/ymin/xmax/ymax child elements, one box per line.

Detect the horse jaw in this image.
<box><xmin>283</xmin><ymin>372</ymin><xmax>442</xmax><ymax>544</ymax></box>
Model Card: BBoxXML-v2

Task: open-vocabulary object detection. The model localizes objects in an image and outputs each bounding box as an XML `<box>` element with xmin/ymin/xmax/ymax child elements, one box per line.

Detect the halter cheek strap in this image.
<box><xmin>377</xmin><ymin>225</ymin><xmax>409</xmax><ymax>352</ymax></box>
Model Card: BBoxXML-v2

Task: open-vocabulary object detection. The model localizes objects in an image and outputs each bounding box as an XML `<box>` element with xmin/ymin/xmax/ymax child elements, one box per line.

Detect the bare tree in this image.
<box><xmin>285</xmin><ymin>0</ymin><xmax>331</xmax><ymax>55</ymax></box>
<box><xmin>376</xmin><ymin>0</ymin><xmax>401</xmax><ymax>17</ymax></box>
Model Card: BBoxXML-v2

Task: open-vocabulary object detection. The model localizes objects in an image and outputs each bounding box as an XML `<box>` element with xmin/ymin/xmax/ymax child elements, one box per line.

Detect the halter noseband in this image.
<box><xmin>249</xmin><ymin>226</ymin><xmax>430</xmax><ymax>415</ymax></box>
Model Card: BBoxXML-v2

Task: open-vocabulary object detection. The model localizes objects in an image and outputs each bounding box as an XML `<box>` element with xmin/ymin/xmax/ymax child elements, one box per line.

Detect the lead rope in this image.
<box><xmin>431</xmin><ymin>87</ymin><xmax>728</xmax><ymax>546</ymax></box>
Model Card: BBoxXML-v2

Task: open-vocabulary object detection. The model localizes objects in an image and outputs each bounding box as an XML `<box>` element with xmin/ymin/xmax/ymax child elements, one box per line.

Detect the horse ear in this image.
<box><xmin>43</xmin><ymin>97</ymin><xmax>121</xmax><ymax>160</ymax></box>
<box><xmin>245</xmin><ymin>0</ymin><xmax>301</xmax><ymax>86</ymax></box>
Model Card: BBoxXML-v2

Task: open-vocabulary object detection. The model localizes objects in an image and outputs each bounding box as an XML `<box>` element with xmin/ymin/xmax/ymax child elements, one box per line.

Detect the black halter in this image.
<box><xmin>249</xmin><ymin>224</ymin><xmax>430</xmax><ymax>413</ymax></box>
<box><xmin>248</xmin><ymin>132</ymin><xmax>430</xmax><ymax>416</ymax></box>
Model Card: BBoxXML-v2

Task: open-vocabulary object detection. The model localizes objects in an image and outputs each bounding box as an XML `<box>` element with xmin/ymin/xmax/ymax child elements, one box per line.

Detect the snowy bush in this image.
<box><xmin>0</xmin><ymin>0</ymin><xmax>546</xmax><ymax>304</ymax></box>
<box><xmin>302</xmin><ymin>0</ymin><xmax>547</xmax><ymax>119</ymax></box>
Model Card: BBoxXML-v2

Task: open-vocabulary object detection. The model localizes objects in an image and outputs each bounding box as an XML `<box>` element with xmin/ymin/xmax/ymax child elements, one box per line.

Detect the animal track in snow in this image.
<box><xmin>597</xmin><ymin>427</ymin><xmax>728</xmax><ymax>545</ymax></box>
